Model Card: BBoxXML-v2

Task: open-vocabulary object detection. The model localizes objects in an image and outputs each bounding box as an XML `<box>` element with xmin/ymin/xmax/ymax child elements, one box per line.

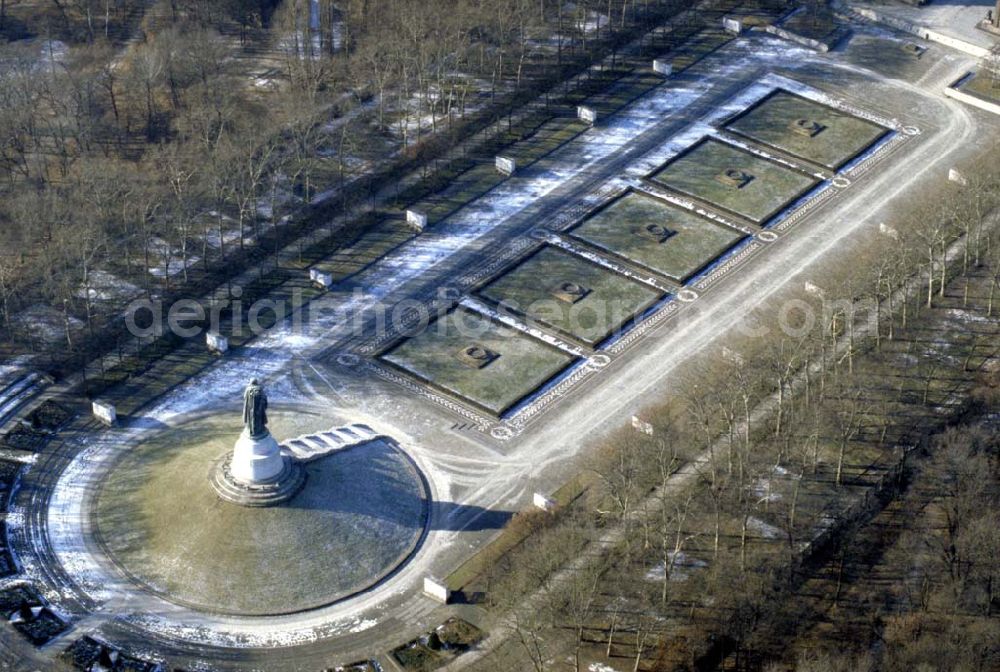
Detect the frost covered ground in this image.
<box><xmin>4</xmin><ymin>23</ymin><xmax>984</xmax><ymax>670</ymax></box>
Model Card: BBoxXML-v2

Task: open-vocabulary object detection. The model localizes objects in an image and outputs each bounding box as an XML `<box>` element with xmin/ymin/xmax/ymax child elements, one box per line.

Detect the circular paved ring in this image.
<box><xmin>901</xmin><ymin>125</ymin><xmax>920</xmax><ymax>136</ymax></box>
<box><xmin>677</xmin><ymin>289</ymin><xmax>699</xmax><ymax>303</ymax></box>
<box><xmin>336</xmin><ymin>353</ymin><xmax>360</xmax><ymax>367</ymax></box>
<box><xmin>589</xmin><ymin>354</ymin><xmax>612</xmax><ymax>369</ymax></box>
<box><xmin>831</xmin><ymin>176</ymin><xmax>851</xmax><ymax>189</ymax></box>
<box><xmin>491</xmin><ymin>425</ymin><xmax>515</xmax><ymax>441</ymax></box>
<box><xmin>756</xmin><ymin>231</ymin><xmax>779</xmax><ymax>243</ymax></box>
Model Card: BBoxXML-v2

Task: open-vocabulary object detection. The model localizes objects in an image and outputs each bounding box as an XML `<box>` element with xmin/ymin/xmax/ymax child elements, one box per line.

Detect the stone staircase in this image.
<box><xmin>280</xmin><ymin>423</ymin><xmax>378</xmax><ymax>462</ymax></box>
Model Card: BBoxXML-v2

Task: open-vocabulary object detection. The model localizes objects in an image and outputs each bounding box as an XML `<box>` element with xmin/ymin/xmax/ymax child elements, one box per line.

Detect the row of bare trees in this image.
<box><xmin>471</xmin><ymin>149</ymin><xmax>1000</xmax><ymax>671</ymax></box>
<box><xmin>0</xmin><ymin>0</ymin><xmax>699</xmax><ymax>369</ymax></box>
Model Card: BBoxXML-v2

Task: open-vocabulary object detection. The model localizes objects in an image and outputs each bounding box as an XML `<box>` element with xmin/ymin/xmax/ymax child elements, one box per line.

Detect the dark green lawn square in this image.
<box><xmin>649</xmin><ymin>138</ymin><xmax>820</xmax><ymax>224</ymax></box>
<box><xmin>476</xmin><ymin>246</ymin><xmax>663</xmax><ymax>347</ymax></box>
<box><xmin>380</xmin><ymin>307</ymin><xmax>577</xmax><ymax>416</ymax></box>
<box><xmin>725</xmin><ymin>90</ymin><xmax>889</xmax><ymax>170</ymax></box>
<box><xmin>569</xmin><ymin>190</ymin><xmax>746</xmax><ymax>282</ymax></box>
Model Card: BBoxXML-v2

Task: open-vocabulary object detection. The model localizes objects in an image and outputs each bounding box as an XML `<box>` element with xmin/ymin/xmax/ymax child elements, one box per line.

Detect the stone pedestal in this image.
<box><xmin>310</xmin><ymin>268</ymin><xmax>334</xmax><ymax>289</ymax></box>
<box><xmin>653</xmin><ymin>58</ymin><xmax>672</xmax><ymax>76</ymax></box>
<box><xmin>406</xmin><ymin>209</ymin><xmax>428</xmax><ymax>232</ymax></box>
<box><xmin>231</xmin><ymin>431</ymin><xmax>284</xmax><ymax>483</ymax></box>
<box><xmin>495</xmin><ymin>156</ymin><xmax>516</xmax><ymax>176</ymax></box>
<box><xmin>92</xmin><ymin>400</ymin><xmax>117</xmax><ymax>427</ymax></box>
<box><xmin>577</xmin><ymin>105</ymin><xmax>597</xmax><ymax>125</ymax></box>
<box><xmin>211</xmin><ymin>430</ymin><xmax>305</xmax><ymax>507</ymax></box>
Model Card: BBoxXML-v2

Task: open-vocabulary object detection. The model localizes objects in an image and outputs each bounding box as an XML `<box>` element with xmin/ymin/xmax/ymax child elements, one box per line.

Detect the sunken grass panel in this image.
<box><xmin>380</xmin><ymin>307</ymin><xmax>577</xmax><ymax>416</ymax></box>
<box><xmin>724</xmin><ymin>90</ymin><xmax>889</xmax><ymax>170</ymax></box>
<box><xmin>649</xmin><ymin>138</ymin><xmax>819</xmax><ymax>224</ymax></box>
<box><xmin>960</xmin><ymin>71</ymin><xmax>1000</xmax><ymax>106</ymax></box>
<box><xmin>314</xmin><ymin>219</ymin><xmax>415</xmax><ymax>282</ymax></box>
<box><xmin>569</xmin><ymin>190</ymin><xmax>746</xmax><ymax>282</ymax></box>
<box><xmin>507</xmin><ymin>117</ymin><xmax>588</xmax><ymax>166</ymax></box>
<box><xmin>476</xmin><ymin>246</ymin><xmax>663</xmax><ymax>347</ymax></box>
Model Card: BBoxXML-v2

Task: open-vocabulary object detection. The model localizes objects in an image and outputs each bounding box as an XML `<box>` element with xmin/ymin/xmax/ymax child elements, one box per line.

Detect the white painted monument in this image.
<box><xmin>804</xmin><ymin>281</ymin><xmax>825</xmax><ymax>297</ymax></box>
<box><xmin>92</xmin><ymin>400</ymin><xmax>117</xmax><ymax>427</ymax></box>
<box><xmin>577</xmin><ymin>105</ymin><xmax>598</xmax><ymax>125</ymax></box>
<box><xmin>631</xmin><ymin>415</ymin><xmax>654</xmax><ymax>436</ymax></box>
<box><xmin>423</xmin><ymin>576</ymin><xmax>451</xmax><ymax>604</ymax></box>
<box><xmin>495</xmin><ymin>156</ymin><xmax>516</xmax><ymax>176</ymax></box>
<box><xmin>211</xmin><ymin>379</ymin><xmax>305</xmax><ymax>506</ymax></box>
<box><xmin>533</xmin><ymin>492</ymin><xmax>558</xmax><ymax>512</ymax></box>
<box><xmin>206</xmin><ymin>331</ymin><xmax>229</xmax><ymax>355</ymax></box>
<box><xmin>231</xmin><ymin>379</ymin><xmax>284</xmax><ymax>483</ymax></box>
<box><xmin>652</xmin><ymin>59</ymin><xmax>673</xmax><ymax>76</ymax></box>
<box><xmin>879</xmin><ymin>222</ymin><xmax>900</xmax><ymax>240</ymax></box>
<box><xmin>310</xmin><ymin>268</ymin><xmax>333</xmax><ymax>289</ymax></box>
<box><xmin>406</xmin><ymin>209</ymin><xmax>428</xmax><ymax>232</ymax></box>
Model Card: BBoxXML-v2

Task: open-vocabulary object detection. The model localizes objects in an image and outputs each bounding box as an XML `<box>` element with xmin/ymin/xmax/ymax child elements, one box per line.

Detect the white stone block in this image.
<box><xmin>804</xmin><ymin>281</ymin><xmax>825</xmax><ymax>297</ymax></box>
<box><xmin>631</xmin><ymin>415</ymin><xmax>654</xmax><ymax>436</ymax></box>
<box><xmin>92</xmin><ymin>400</ymin><xmax>117</xmax><ymax>427</ymax></box>
<box><xmin>948</xmin><ymin>168</ymin><xmax>968</xmax><ymax>186</ymax></box>
<box><xmin>652</xmin><ymin>59</ymin><xmax>673</xmax><ymax>76</ymax></box>
<box><xmin>310</xmin><ymin>268</ymin><xmax>333</xmax><ymax>289</ymax></box>
<box><xmin>533</xmin><ymin>492</ymin><xmax>557</xmax><ymax>511</ymax></box>
<box><xmin>577</xmin><ymin>105</ymin><xmax>598</xmax><ymax>125</ymax></box>
<box><xmin>723</xmin><ymin>17</ymin><xmax>743</xmax><ymax>35</ymax></box>
<box><xmin>206</xmin><ymin>331</ymin><xmax>229</xmax><ymax>354</ymax></box>
<box><xmin>406</xmin><ymin>209</ymin><xmax>428</xmax><ymax>232</ymax></box>
<box><xmin>495</xmin><ymin>156</ymin><xmax>516</xmax><ymax>176</ymax></box>
<box><xmin>879</xmin><ymin>222</ymin><xmax>899</xmax><ymax>240</ymax></box>
<box><xmin>423</xmin><ymin>576</ymin><xmax>450</xmax><ymax>604</ymax></box>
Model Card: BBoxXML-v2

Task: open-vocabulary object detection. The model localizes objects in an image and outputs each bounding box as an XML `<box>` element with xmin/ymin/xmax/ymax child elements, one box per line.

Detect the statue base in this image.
<box><xmin>210</xmin><ymin>452</ymin><xmax>306</xmax><ymax>507</ymax></box>
<box><xmin>231</xmin><ymin>431</ymin><xmax>285</xmax><ymax>483</ymax></box>
<box><xmin>210</xmin><ymin>431</ymin><xmax>305</xmax><ymax>507</ymax></box>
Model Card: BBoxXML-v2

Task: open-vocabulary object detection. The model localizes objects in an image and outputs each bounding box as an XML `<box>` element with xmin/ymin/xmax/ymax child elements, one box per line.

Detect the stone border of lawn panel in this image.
<box><xmin>563</xmin><ymin>187</ymin><xmax>749</xmax><ymax>284</ymax></box>
<box><xmin>645</xmin><ymin>136</ymin><xmax>822</xmax><ymax>226</ymax></box>
<box><xmin>622</xmin><ymin>179</ymin><xmax>760</xmax><ymax>237</ymax></box>
<box><xmin>947</xmin><ymin>72</ymin><xmax>1000</xmax><ymax>117</ymax></box>
<box><xmin>374</xmin><ymin>305</ymin><xmax>583</xmax><ymax>419</ymax></box>
<box><xmin>471</xmin><ymin>244</ymin><xmax>667</xmax><ymax>350</ymax></box>
<box><xmin>720</xmin><ymin>88</ymin><xmax>892</xmax><ymax>171</ymax></box>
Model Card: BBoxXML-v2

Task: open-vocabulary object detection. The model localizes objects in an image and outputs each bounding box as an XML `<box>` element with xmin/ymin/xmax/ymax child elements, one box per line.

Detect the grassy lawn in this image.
<box><xmin>569</xmin><ymin>190</ymin><xmax>747</xmax><ymax>282</ymax></box>
<box><xmin>96</xmin><ymin>415</ymin><xmax>427</xmax><ymax>615</ymax></box>
<box><xmin>725</xmin><ymin>90</ymin><xmax>889</xmax><ymax>170</ymax></box>
<box><xmin>506</xmin><ymin>117</ymin><xmax>587</xmax><ymax>167</ymax></box>
<box><xmin>380</xmin><ymin>306</ymin><xmax>578</xmax><ymax>415</ymax></box>
<box><xmin>960</xmin><ymin>70</ymin><xmax>1000</xmax><ymax>105</ymax></box>
<box><xmin>779</xmin><ymin>6</ymin><xmax>842</xmax><ymax>41</ymax></box>
<box><xmin>585</xmin><ymin>70</ymin><xmax>666</xmax><ymax>118</ymax></box>
<box><xmin>669</xmin><ymin>27</ymin><xmax>733</xmax><ymax>71</ymax></box>
<box><xmin>314</xmin><ymin>219</ymin><xmax>415</xmax><ymax>282</ymax></box>
<box><xmin>477</xmin><ymin>246</ymin><xmax>663</xmax><ymax>346</ymax></box>
<box><xmin>844</xmin><ymin>35</ymin><xmax>933</xmax><ymax>82</ymax></box>
<box><xmin>410</xmin><ymin>162</ymin><xmax>508</xmax><ymax>224</ymax></box>
<box><xmin>649</xmin><ymin>137</ymin><xmax>819</xmax><ymax>224</ymax></box>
